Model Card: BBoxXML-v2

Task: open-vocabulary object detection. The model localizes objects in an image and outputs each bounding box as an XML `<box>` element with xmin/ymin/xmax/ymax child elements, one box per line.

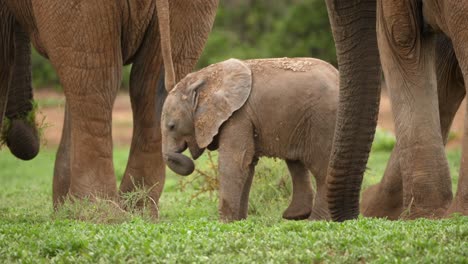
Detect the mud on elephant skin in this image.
<box><xmin>162</xmin><ymin>58</ymin><xmax>339</xmax><ymax>222</ymax></box>
<box><xmin>1</xmin><ymin>0</ymin><xmax>218</xmax><ymax>215</ymax></box>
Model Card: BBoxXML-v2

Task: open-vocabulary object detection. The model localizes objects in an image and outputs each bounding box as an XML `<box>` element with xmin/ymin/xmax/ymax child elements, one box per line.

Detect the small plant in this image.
<box><xmin>120</xmin><ymin>176</ymin><xmax>159</xmax><ymax>220</ymax></box>
<box><xmin>371</xmin><ymin>128</ymin><xmax>396</xmax><ymax>152</ymax></box>
<box><xmin>54</xmin><ymin>197</ymin><xmax>132</xmax><ymax>224</ymax></box>
<box><xmin>448</xmin><ymin>131</ymin><xmax>458</xmax><ymax>142</ymax></box>
<box><xmin>54</xmin><ymin>177</ymin><xmax>159</xmax><ymax>223</ymax></box>
<box><xmin>0</xmin><ymin>100</ymin><xmax>50</xmax><ymax>149</ymax></box>
<box><xmin>178</xmin><ymin>151</ymin><xmax>219</xmax><ymax>202</ymax></box>
<box><xmin>248</xmin><ymin>158</ymin><xmax>291</xmax><ymax>216</ymax></box>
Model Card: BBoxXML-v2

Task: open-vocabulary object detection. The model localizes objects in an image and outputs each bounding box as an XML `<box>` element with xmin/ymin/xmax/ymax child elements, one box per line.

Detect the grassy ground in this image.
<box><xmin>0</xmin><ymin>138</ymin><xmax>467</xmax><ymax>263</ymax></box>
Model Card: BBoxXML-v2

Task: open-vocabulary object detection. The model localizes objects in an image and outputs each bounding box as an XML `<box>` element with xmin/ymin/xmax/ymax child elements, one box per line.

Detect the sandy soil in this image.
<box><xmin>34</xmin><ymin>88</ymin><xmax>465</xmax><ymax>149</ymax></box>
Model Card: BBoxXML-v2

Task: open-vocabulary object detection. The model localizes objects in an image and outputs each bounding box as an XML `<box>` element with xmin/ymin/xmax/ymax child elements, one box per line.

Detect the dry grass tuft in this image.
<box><xmin>54</xmin><ymin>180</ymin><xmax>159</xmax><ymax>224</ymax></box>
<box><xmin>178</xmin><ymin>151</ymin><xmax>219</xmax><ymax>202</ymax></box>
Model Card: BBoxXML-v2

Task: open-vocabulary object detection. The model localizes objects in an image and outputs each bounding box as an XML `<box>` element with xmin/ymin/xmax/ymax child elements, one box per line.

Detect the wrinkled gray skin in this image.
<box><xmin>0</xmin><ymin>0</ymin><xmax>218</xmax><ymax>217</ymax></box>
<box><xmin>325</xmin><ymin>0</ymin><xmax>468</xmax><ymax>221</ymax></box>
<box><xmin>162</xmin><ymin>58</ymin><xmax>338</xmax><ymax>222</ymax></box>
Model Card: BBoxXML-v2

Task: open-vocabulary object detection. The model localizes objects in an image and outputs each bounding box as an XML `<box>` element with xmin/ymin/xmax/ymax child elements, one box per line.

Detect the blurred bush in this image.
<box><xmin>198</xmin><ymin>0</ymin><xmax>335</xmax><ymax>67</ymax></box>
<box><xmin>32</xmin><ymin>0</ymin><xmax>334</xmax><ymax>89</ymax></box>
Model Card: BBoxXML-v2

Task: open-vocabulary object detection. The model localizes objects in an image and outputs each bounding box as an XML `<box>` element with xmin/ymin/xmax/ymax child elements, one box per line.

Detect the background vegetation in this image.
<box><xmin>31</xmin><ymin>0</ymin><xmax>334</xmax><ymax>89</ymax></box>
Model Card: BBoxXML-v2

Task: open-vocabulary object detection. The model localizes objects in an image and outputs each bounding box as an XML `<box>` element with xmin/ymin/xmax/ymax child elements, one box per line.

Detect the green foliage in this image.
<box><xmin>371</xmin><ymin>128</ymin><xmax>396</xmax><ymax>152</ymax></box>
<box><xmin>0</xmin><ymin>100</ymin><xmax>46</xmax><ymax>148</ymax></box>
<box><xmin>197</xmin><ymin>0</ymin><xmax>335</xmax><ymax>68</ymax></box>
<box><xmin>31</xmin><ymin>49</ymin><xmax>60</xmax><ymax>89</ymax></box>
<box><xmin>0</xmin><ymin>147</ymin><xmax>466</xmax><ymax>262</ymax></box>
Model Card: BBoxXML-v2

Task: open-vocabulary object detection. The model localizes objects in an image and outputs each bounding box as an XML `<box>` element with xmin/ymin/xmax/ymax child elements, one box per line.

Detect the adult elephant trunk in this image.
<box><xmin>5</xmin><ymin>22</ymin><xmax>39</xmax><ymax>161</ymax></box>
<box><xmin>325</xmin><ymin>0</ymin><xmax>381</xmax><ymax>221</ymax></box>
<box><xmin>0</xmin><ymin>4</ymin><xmax>14</xmax><ymax>132</ymax></box>
<box><xmin>0</xmin><ymin>6</ymin><xmax>39</xmax><ymax>160</ymax></box>
<box><xmin>155</xmin><ymin>0</ymin><xmax>176</xmax><ymax>92</ymax></box>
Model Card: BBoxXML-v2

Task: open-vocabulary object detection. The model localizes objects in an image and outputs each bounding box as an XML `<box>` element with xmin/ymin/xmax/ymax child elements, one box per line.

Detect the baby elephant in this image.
<box><xmin>162</xmin><ymin>58</ymin><xmax>338</xmax><ymax>222</ymax></box>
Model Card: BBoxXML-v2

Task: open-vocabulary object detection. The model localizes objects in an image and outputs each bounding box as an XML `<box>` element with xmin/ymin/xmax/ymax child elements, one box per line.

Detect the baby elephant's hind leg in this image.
<box><xmin>282</xmin><ymin>160</ymin><xmax>313</xmax><ymax>220</ymax></box>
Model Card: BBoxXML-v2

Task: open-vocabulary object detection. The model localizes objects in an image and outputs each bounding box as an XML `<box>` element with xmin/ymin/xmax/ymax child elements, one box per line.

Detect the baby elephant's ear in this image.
<box><xmin>194</xmin><ymin>59</ymin><xmax>252</xmax><ymax>148</ymax></box>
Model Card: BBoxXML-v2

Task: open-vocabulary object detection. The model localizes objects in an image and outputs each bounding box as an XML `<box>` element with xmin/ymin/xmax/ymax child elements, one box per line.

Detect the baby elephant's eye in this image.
<box><xmin>168</xmin><ymin>122</ymin><xmax>176</xmax><ymax>131</ymax></box>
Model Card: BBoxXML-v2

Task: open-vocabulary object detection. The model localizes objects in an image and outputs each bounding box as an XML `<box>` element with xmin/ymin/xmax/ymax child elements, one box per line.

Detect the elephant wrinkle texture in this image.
<box><xmin>0</xmin><ymin>0</ymin><xmax>219</xmax><ymax>216</ymax></box>
<box><xmin>162</xmin><ymin>57</ymin><xmax>338</xmax><ymax>222</ymax></box>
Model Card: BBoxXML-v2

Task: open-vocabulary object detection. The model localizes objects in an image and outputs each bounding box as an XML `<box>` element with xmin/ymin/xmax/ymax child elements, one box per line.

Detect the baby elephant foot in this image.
<box><xmin>361</xmin><ymin>183</ymin><xmax>403</xmax><ymax>220</ymax></box>
<box><xmin>219</xmin><ymin>198</ymin><xmax>245</xmax><ymax>223</ymax></box>
<box><xmin>282</xmin><ymin>204</ymin><xmax>312</xmax><ymax>220</ymax></box>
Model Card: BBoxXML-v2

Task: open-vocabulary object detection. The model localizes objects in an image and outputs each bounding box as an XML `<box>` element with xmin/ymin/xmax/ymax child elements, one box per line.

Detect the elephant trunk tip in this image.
<box><xmin>6</xmin><ymin>119</ymin><xmax>40</xmax><ymax>160</ymax></box>
<box><xmin>164</xmin><ymin>152</ymin><xmax>195</xmax><ymax>176</ymax></box>
<box><xmin>327</xmin><ymin>168</ymin><xmax>362</xmax><ymax>222</ymax></box>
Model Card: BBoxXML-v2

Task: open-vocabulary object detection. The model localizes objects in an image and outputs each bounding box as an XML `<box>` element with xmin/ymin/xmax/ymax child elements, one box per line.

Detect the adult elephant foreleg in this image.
<box><xmin>361</xmin><ymin>36</ymin><xmax>465</xmax><ymax>219</ymax></box>
<box><xmin>33</xmin><ymin>1</ymin><xmax>122</xmax><ymax>201</ymax></box>
<box><xmin>377</xmin><ymin>0</ymin><xmax>452</xmax><ymax>219</ymax></box>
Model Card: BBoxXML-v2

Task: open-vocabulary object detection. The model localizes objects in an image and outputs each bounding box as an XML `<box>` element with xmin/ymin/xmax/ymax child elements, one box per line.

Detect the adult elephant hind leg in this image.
<box><xmin>119</xmin><ymin>50</ymin><xmax>166</xmax><ymax>218</ymax></box>
<box><xmin>377</xmin><ymin>0</ymin><xmax>452</xmax><ymax>219</ymax></box>
<box><xmin>443</xmin><ymin>6</ymin><xmax>468</xmax><ymax>216</ymax></box>
<box><xmin>282</xmin><ymin>160</ymin><xmax>313</xmax><ymax>220</ymax></box>
<box><xmin>53</xmin><ymin>105</ymin><xmax>71</xmax><ymax>209</ymax></box>
<box><xmin>360</xmin><ymin>148</ymin><xmax>403</xmax><ymax>220</ymax></box>
<box><xmin>360</xmin><ymin>35</ymin><xmax>465</xmax><ymax>220</ymax></box>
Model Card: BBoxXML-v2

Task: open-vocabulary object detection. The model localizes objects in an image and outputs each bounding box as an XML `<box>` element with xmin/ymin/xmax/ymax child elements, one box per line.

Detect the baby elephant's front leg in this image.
<box><xmin>217</xmin><ymin>116</ymin><xmax>255</xmax><ymax>222</ymax></box>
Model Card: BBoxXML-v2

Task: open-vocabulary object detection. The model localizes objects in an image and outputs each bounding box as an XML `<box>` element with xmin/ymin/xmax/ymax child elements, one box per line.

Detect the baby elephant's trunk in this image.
<box><xmin>164</xmin><ymin>152</ymin><xmax>195</xmax><ymax>176</ymax></box>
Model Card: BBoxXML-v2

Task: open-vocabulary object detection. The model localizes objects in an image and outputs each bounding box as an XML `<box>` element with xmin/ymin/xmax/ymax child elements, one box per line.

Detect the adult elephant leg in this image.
<box><xmin>33</xmin><ymin>2</ymin><xmax>122</xmax><ymax>200</ymax></box>
<box><xmin>442</xmin><ymin>3</ymin><xmax>468</xmax><ymax>216</ymax></box>
<box><xmin>58</xmin><ymin>62</ymin><xmax>121</xmax><ymax>199</ymax></box>
<box><xmin>377</xmin><ymin>1</ymin><xmax>452</xmax><ymax>219</ymax></box>
<box><xmin>120</xmin><ymin>27</ymin><xmax>166</xmax><ymax>217</ymax></box>
<box><xmin>283</xmin><ymin>160</ymin><xmax>313</xmax><ymax>220</ymax></box>
<box><xmin>120</xmin><ymin>0</ymin><xmax>218</xmax><ymax>217</ymax></box>
<box><xmin>53</xmin><ymin>104</ymin><xmax>71</xmax><ymax>208</ymax></box>
<box><xmin>361</xmin><ymin>35</ymin><xmax>465</xmax><ymax>219</ymax></box>
<box><xmin>361</xmin><ymin>147</ymin><xmax>403</xmax><ymax>219</ymax></box>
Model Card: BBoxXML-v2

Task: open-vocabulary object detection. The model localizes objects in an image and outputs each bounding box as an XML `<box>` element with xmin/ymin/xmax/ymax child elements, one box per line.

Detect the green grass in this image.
<box><xmin>0</xmin><ymin>142</ymin><xmax>467</xmax><ymax>263</ymax></box>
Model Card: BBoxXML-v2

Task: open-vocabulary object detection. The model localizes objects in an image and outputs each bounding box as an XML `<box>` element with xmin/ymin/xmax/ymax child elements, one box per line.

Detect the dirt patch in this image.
<box><xmin>35</xmin><ymin>88</ymin><xmax>465</xmax><ymax>149</ymax></box>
